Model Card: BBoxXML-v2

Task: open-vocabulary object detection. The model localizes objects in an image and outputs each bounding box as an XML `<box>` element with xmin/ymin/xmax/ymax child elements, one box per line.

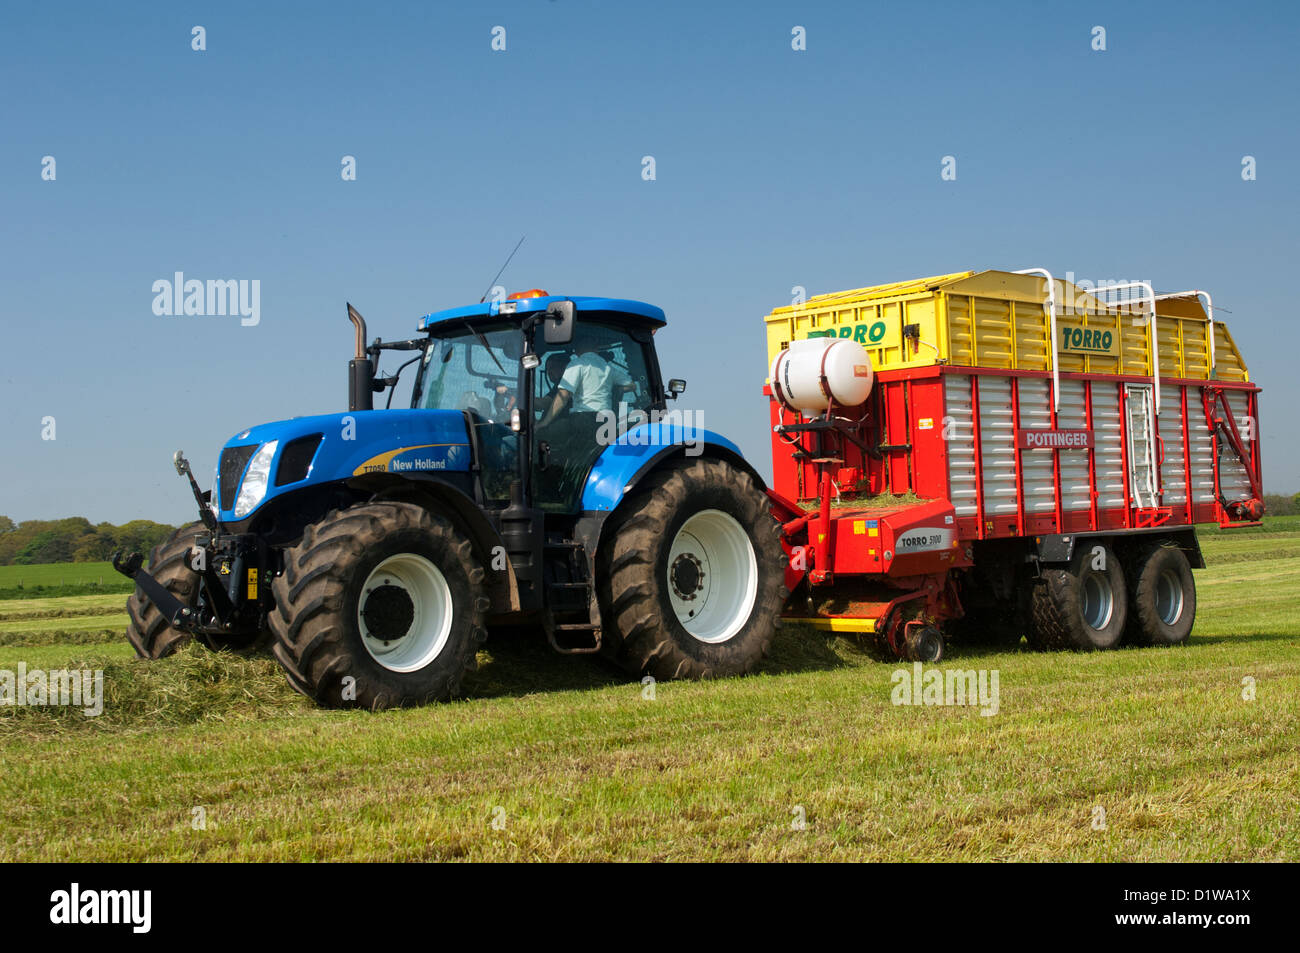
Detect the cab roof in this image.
<box><xmin>418</xmin><ymin>295</ymin><xmax>666</xmax><ymax>332</ymax></box>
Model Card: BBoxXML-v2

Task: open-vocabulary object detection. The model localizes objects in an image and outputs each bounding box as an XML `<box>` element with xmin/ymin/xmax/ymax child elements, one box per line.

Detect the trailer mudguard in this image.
<box><xmin>580</xmin><ymin>423</ymin><xmax>764</xmax><ymax>512</ymax></box>
<box><xmin>1034</xmin><ymin>526</ymin><xmax>1206</xmax><ymax>569</ymax></box>
<box><xmin>213</xmin><ymin>409</ymin><xmax>471</xmax><ymax>522</ymax></box>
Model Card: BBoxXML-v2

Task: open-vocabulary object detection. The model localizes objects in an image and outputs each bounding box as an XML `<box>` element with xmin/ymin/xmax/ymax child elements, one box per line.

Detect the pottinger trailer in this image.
<box><xmin>763</xmin><ymin>269</ymin><xmax>1263</xmax><ymax>661</ymax></box>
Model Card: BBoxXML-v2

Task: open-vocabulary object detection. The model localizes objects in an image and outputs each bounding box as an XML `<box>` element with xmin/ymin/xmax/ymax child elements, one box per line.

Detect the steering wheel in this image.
<box><xmin>536</xmin><ymin>352</ymin><xmax>571</xmax><ymax>420</ymax></box>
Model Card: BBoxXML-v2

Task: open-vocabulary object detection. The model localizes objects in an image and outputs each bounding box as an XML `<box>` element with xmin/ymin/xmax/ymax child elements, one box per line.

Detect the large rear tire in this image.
<box><xmin>1028</xmin><ymin>542</ymin><xmax>1127</xmax><ymax>651</ymax></box>
<box><xmin>269</xmin><ymin>501</ymin><xmax>488</xmax><ymax>709</ymax></box>
<box><xmin>125</xmin><ymin>521</ymin><xmax>204</xmax><ymax>659</ymax></box>
<box><xmin>598</xmin><ymin>458</ymin><xmax>787</xmax><ymax>680</ymax></box>
<box><xmin>1123</xmin><ymin>543</ymin><xmax>1196</xmax><ymax>646</ymax></box>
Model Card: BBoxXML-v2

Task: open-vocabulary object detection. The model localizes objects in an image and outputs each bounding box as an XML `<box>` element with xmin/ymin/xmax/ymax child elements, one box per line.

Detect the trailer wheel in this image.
<box><xmin>598</xmin><ymin>458</ymin><xmax>786</xmax><ymax>680</ymax></box>
<box><xmin>125</xmin><ymin>521</ymin><xmax>205</xmax><ymax>659</ymax></box>
<box><xmin>905</xmin><ymin>625</ymin><xmax>945</xmax><ymax>662</ymax></box>
<box><xmin>269</xmin><ymin>502</ymin><xmax>488</xmax><ymax>709</ymax></box>
<box><xmin>1124</xmin><ymin>543</ymin><xmax>1196</xmax><ymax>646</ymax></box>
<box><xmin>1028</xmin><ymin>543</ymin><xmax>1127</xmax><ymax>651</ymax></box>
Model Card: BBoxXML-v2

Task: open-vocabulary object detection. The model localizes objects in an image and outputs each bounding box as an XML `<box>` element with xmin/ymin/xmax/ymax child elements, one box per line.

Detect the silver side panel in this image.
<box><xmin>943</xmin><ymin>374</ymin><xmax>1257</xmax><ymax>523</ymax></box>
<box><xmin>977</xmin><ymin>376</ymin><xmax>1018</xmax><ymax>516</ymax></box>
<box><xmin>1055</xmin><ymin>379</ymin><xmax>1092</xmax><ymax>513</ymax></box>
<box><xmin>944</xmin><ymin>374</ymin><xmax>978</xmax><ymax>517</ymax></box>
<box><xmin>1160</xmin><ymin>386</ymin><xmax>1188</xmax><ymax>507</ymax></box>
<box><xmin>1217</xmin><ymin>389</ymin><xmax>1256</xmax><ymax>501</ymax></box>
<box><xmin>1018</xmin><ymin>377</ymin><xmax>1055</xmax><ymax>514</ymax></box>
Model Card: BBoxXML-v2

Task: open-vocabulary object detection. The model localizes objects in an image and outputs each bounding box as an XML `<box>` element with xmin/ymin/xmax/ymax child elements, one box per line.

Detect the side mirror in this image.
<box><xmin>544</xmin><ymin>300</ymin><xmax>575</xmax><ymax>345</ymax></box>
<box><xmin>668</xmin><ymin>378</ymin><xmax>687</xmax><ymax>399</ymax></box>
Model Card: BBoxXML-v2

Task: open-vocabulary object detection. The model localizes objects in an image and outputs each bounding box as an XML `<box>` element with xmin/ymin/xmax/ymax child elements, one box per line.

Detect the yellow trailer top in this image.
<box><xmin>764</xmin><ymin>269</ymin><xmax>1249</xmax><ymax>383</ymax></box>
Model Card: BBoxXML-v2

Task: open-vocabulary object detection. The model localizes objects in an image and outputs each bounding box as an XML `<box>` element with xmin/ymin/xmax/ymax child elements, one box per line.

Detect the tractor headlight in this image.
<box><xmin>232</xmin><ymin>440</ymin><xmax>278</xmax><ymax>518</ymax></box>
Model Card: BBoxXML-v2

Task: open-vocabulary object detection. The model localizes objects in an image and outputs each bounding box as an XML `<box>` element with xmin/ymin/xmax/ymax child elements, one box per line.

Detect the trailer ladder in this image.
<box><xmin>1124</xmin><ymin>383</ymin><xmax>1161</xmax><ymax>511</ymax></box>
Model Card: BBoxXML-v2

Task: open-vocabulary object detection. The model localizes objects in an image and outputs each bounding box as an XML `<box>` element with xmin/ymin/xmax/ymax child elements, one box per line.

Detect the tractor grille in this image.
<box><xmin>218</xmin><ymin>444</ymin><xmax>259</xmax><ymax>511</ymax></box>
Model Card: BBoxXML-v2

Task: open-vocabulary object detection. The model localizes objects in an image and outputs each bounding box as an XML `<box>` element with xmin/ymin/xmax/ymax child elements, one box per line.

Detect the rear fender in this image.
<box><xmin>581</xmin><ymin>427</ymin><xmax>765</xmax><ymax>514</ymax></box>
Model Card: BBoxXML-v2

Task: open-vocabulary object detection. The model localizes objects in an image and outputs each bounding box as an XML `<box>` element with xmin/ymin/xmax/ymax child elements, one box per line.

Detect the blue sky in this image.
<box><xmin>2</xmin><ymin>0</ymin><xmax>1297</xmax><ymax>523</ymax></box>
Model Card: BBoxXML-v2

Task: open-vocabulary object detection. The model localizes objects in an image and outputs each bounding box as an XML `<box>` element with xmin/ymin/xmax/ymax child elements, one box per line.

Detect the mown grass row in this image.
<box><xmin>0</xmin><ymin>592</ymin><xmax>127</xmax><ymax>647</ymax></box>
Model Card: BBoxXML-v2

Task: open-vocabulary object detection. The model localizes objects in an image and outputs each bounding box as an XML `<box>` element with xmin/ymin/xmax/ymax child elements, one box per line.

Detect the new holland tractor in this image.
<box><xmin>115</xmin><ymin>292</ymin><xmax>787</xmax><ymax>708</ymax></box>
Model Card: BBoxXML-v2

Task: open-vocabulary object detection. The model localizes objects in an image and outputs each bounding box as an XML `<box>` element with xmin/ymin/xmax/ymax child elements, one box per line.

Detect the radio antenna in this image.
<box><xmin>479</xmin><ymin>235</ymin><xmax>526</xmax><ymax>303</ymax></box>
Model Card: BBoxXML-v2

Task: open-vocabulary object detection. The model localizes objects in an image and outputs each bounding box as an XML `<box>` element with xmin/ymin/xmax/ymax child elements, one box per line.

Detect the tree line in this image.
<box><xmin>0</xmin><ymin>517</ymin><xmax>178</xmax><ymax>566</ymax></box>
<box><xmin>1262</xmin><ymin>493</ymin><xmax>1300</xmax><ymax>517</ymax></box>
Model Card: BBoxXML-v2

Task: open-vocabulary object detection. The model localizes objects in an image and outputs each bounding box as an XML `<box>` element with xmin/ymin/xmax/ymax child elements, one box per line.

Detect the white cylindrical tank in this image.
<box><xmin>769</xmin><ymin>337</ymin><xmax>874</xmax><ymax>414</ymax></box>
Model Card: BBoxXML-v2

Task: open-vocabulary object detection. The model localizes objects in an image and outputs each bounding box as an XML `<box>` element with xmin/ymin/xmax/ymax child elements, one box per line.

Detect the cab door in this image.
<box><xmin>530</xmin><ymin>320</ymin><xmax>658</xmax><ymax>513</ymax></box>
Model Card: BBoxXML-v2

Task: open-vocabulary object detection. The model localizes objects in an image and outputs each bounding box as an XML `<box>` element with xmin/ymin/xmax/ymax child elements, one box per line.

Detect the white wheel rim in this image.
<box><xmin>357</xmin><ymin>553</ymin><xmax>453</xmax><ymax>672</ymax></box>
<box><xmin>666</xmin><ymin>509</ymin><xmax>758</xmax><ymax>644</ymax></box>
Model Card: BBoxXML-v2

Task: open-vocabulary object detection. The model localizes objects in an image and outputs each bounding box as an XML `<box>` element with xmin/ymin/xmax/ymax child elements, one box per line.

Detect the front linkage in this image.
<box><xmin>113</xmin><ymin>451</ymin><xmax>269</xmax><ymax>646</ymax></box>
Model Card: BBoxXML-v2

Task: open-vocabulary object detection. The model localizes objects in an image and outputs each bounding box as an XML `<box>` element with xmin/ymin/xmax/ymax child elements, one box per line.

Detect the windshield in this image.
<box><xmin>412</xmin><ymin>322</ymin><xmax>523</xmax><ymax>421</ymax></box>
<box><xmin>411</xmin><ymin>321</ymin><xmax>524</xmax><ymax>503</ymax></box>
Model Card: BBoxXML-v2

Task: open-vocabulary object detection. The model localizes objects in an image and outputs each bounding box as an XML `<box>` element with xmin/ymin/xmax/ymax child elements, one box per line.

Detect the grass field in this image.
<box><xmin>1</xmin><ymin>520</ymin><xmax>1296</xmax><ymax>861</ymax></box>
<box><xmin>0</xmin><ymin>560</ymin><xmax>133</xmax><ymax>599</ymax></box>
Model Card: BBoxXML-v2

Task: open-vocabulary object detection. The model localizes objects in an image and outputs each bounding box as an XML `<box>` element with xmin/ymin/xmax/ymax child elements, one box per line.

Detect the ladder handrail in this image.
<box><xmin>1124</xmin><ymin>383</ymin><xmax>1160</xmax><ymax>508</ymax></box>
<box><xmin>1013</xmin><ymin>267</ymin><xmax>1059</xmax><ymax>410</ymax></box>
<box><xmin>1090</xmin><ymin>281</ymin><xmax>1159</xmax><ymax>414</ymax></box>
<box><xmin>1155</xmin><ymin>289</ymin><xmax>1215</xmax><ymax>374</ymax></box>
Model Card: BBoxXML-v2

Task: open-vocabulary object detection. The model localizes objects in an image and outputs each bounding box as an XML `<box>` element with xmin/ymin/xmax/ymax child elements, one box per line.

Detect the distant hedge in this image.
<box><xmin>1263</xmin><ymin>493</ymin><xmax>1300</xmax><ymax>517</ymax></box>
<box><xmin>0</xmin><ymin>516</ymin><xmax>178</xmax><ymax>566</ymax></box>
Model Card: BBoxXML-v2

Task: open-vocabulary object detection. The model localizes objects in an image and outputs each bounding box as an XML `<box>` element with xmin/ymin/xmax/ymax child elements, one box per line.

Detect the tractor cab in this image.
<box><xmin>412</xmin><ymin>292</ymin><xmax>669</xmax><ymax>514</ymax></box>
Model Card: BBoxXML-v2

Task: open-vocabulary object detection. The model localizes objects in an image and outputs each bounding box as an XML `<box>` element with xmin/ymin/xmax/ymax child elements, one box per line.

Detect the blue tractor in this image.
<box><xmin>115</xmin><ymin>292</ymin><xmax>787</xmax><ymax>708</ymax></box>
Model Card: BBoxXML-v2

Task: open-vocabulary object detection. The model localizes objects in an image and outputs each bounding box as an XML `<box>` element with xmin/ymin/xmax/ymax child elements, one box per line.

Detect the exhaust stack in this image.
<box><xmin>347</xmin><ymin>302</ymin><xmax>374</xmax><ymax>412</ymax></box>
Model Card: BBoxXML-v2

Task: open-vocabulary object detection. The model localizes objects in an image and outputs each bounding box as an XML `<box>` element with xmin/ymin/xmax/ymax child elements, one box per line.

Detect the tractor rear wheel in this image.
<box><xmin>125</xmin><ymin>521</ymin><xmax>205</xmax><ymax>659</ymax></box>
<box><xmin>1028</xmin><ymin>543</ymin><xmax>1128</xmax><ymax>651</ymax></box>
<box><xmin>598</xmin><ymin>458</ymin><xmax>787</xmax><ymax>680</ymax></box>
<box><xmin>1123</xmin><ymin>543</ymin><xmax>1196</xmax><ymax>646</ymax></box>
<box><xmin>269</xmin><ymin>501</ymin><xmax>488</xmax><ymax>709</ymax></box>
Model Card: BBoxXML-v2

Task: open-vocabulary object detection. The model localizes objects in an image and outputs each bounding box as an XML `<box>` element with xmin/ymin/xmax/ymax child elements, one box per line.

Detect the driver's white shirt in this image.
<box><xmin>559</xmin><ymin>352</ymin><xmax>633</xmax><ymax>413</ymax></box>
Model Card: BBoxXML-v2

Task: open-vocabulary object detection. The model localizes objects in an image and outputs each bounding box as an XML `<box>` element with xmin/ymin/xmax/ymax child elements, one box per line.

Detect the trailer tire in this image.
<box><xmin>125</xmin><ymin>521</ymin><xmax>206</xmax><ymax>659</ymax></box>
<box><xmin>1123</xmin><ymin>543</ymin><xmax>1196</xmax><ymax>646</ymax></box>
<box><xmin>1028</xmin><ymin>543</ymin><xmax>1127</xmax><ymax>651</ymax></box>
<box><xmin>598</xmin><ymin>458</ymin><xmax>786</xmax><ymax>681</ymax></box>
<box><xmin>269</xmin><ymin>502</ymin><xmax>488</xmax><ymax>709</ymax></box>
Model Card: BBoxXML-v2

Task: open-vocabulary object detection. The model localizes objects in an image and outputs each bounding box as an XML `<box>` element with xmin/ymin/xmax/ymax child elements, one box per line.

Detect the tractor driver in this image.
<box><xmin>536</xmin><ymin>338</ymin><xmax>635</xmax><ymax>429</ymax></box>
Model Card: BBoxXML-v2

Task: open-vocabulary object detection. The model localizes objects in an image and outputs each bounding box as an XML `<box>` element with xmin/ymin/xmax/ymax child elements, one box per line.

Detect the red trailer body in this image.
<box><xmin>762</xmin><ymin>270</ymin><xmax>1263</xmax><ymax>657</ymax></box>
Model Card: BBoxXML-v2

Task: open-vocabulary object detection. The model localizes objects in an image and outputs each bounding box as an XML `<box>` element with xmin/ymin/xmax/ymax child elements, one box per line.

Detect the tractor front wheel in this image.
<box><xmin>269</xmin><ymin>501</ymin><xmax>488</xmax><ymax>709</ymax></box>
